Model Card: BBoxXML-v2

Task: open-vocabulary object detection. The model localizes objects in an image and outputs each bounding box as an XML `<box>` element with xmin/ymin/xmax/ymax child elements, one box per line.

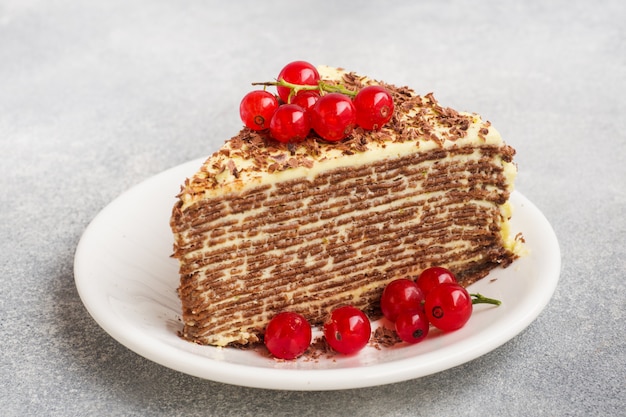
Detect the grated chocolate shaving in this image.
<box><xmin>370</xmin><ymin>325</ymin><xmax>403</xmax><ymax>350</ymax></box>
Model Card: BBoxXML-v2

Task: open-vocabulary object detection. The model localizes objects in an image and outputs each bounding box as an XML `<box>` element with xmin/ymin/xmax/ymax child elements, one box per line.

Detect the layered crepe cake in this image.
<box><xmin>171</xmin><ymin>67</ymin><xmax>522</xmax><ymax>347</ymax></box>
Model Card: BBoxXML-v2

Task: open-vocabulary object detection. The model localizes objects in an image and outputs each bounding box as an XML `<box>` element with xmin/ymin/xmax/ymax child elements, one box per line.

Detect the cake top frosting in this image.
<box><xmin>177</xmin><ymin>66</ymin><xmax>502</xmax><ymax>208</ymax></box>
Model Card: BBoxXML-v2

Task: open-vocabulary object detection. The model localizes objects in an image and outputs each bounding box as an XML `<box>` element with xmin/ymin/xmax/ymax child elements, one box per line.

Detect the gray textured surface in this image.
<box><xmin>1</xmin><ymin>0</ymin><xmax>625</xmax><ymax>416</ymax></box>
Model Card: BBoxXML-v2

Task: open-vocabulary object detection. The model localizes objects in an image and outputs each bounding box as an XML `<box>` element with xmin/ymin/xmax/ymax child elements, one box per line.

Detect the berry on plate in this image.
<box><xmin>323</xmin><ymin>306</ymin><xmax>371</xmax><ymax>355</ymax></box>
<box><xmin>264</xmin><ymin>311</ymin><xmax>312</xmax><ymax>359</ymax></box>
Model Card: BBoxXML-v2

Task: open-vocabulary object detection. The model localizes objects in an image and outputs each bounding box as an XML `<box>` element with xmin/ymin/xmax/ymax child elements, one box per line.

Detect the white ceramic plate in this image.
<box><xmin>74</xmin><ymin>158</ymin><xmax>561</xmax><ymax>391</ymax></box>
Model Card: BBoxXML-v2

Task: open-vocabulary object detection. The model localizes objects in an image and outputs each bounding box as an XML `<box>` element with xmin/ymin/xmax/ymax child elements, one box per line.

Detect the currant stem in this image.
<box><xmin>319</xmin><ymin>82</ymin><xmax>358</xmax><ymax>97</ymax></box>
<box><xmin>470</xmin><ymin>293</ymin><xmax>502</xmax><ymax>306</ymax></box>
<box><xmin>251</xmin><ymin>79</ymin><xmax>358</xmax><ymax>99</ymax></box>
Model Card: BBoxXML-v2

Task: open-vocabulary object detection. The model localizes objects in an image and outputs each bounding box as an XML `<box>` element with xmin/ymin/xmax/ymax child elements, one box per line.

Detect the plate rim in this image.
<box><xmin>74</xmin><ymin>159</ymin><xmax>561</xmax><ymax>391</ymax></box>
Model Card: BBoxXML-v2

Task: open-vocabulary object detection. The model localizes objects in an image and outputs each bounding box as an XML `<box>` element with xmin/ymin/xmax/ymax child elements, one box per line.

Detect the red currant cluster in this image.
<box><xmin>239</xmin><ymin>61</ymin><xmax>395</xmax><ymax>143</ymax></box>
<box><xmin>380</xmin><ymin>267</ymin><xmax>501</xmax><ymax>344</ymax></box>
<box><xmin>263</xmin><ymin>266</ymin><xmax>501</xmax><ymax>360</ymax></box>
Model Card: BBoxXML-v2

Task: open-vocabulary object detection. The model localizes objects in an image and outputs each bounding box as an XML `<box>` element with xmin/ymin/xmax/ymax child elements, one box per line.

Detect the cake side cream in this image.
<box><xmin>171</xmin><ymin>67</ymin><xmax>522</xmax><ymax>346</ymax></box>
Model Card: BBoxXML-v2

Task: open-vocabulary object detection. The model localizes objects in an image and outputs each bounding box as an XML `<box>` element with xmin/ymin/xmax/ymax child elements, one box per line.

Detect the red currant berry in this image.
<box><xmin>291</xmin><ymin>90</ymin><xmax>320</xmax><ymax>113</ymax></box>
<box><xmin>353</xmin><ymin>85</ymin><xmax>394</xmax><ymax>130</ymax></box>
<box><xmin>310</xmin><ymin>93</ymin><xmax>357</xmax><ymax>141</ymax></box>
<box><xmin>415</xmin><ymin>266</ymin><xmax>458</xmax><ymax>297</ymax></box>
<box><xmin>276</xmin><ymin>61</ymin><xmax>320</xmax><ymax>103</ymax></box>
<box><xmin>380</xmin><ymin>279</ymin><xmax>425</xmax><ymax>322</ymax></box>
<box><xmin>323</xmin><ymin>306</ymin><xmax>371</xmax><ymax>355</ymax></box>
<box><xmin>239</xmin><ymin>90</ymin><xmax>279</xmax><ymax>131</ymax></box>
<box><xmin>395</xmin><ymin>309</ymin><xmax>429</xmax><ymax>344</ymax></box>
<box><xmin>269</xmin><ymin>104</ymin><xmax>310</xmax><ymax>143</ymax></box>
<box><xmin>424</xmin><ymin>283</ymin><xmax>472</xmax><ymax>332</ymax></box>
<box><xmin>264</xmin><ymin>311</ymin><xmax>312</xmax><ymax>360</ymax></box>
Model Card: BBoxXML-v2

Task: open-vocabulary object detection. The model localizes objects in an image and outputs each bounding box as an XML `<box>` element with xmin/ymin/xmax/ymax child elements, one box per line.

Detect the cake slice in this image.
<box><xmin>170</xmin><ymin>66</ymin><xmax>522</xmax><ymax>347</ymax></box>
